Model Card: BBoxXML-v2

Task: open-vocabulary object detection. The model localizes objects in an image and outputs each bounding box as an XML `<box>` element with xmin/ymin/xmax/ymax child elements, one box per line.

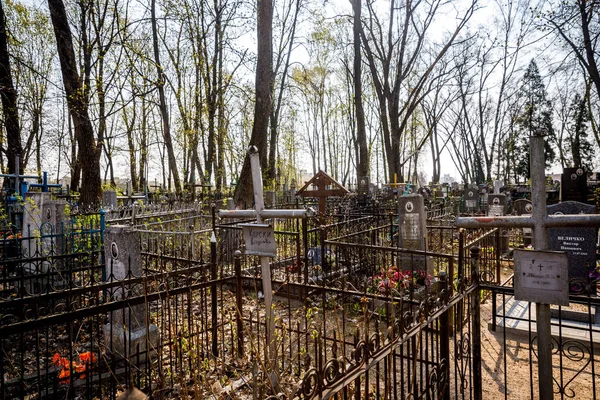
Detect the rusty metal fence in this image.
<box><xmin>0</xmin><ymin>206</ymin><xmax>597</xmax><ymax>399</ymax></box>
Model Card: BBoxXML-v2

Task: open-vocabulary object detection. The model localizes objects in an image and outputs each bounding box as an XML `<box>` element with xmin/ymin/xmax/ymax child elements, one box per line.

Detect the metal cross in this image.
<box><xmin>218</xmin><ymin>146</ymin><xmax>314</xmax><ymax>366</ymax></box>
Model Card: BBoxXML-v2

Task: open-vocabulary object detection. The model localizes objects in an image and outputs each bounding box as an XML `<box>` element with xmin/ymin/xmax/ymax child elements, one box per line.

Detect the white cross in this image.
<box><xmin>218</xmin><ymin>146</ymin><xmax>313</xmax><ymax>366</ymax></box>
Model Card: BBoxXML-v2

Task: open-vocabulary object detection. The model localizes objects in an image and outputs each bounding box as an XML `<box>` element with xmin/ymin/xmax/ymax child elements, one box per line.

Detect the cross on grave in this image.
<box><xmin>456</xmin><ymin>134</ymin><xmax>600</xmax><ymax>399</ymax></box>
<box><xmin>218</xmin><ymin>146</ymin><xmax>314</xmax><ymax>367</ymax></box>
<box><xmin>297</xmin><ymin>170</ymin><xmax>349</xmax><ymax>215</ymax></box>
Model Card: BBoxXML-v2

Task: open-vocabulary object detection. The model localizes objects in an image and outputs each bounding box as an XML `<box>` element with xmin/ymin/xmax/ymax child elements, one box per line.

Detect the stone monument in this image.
<box><xmin>561</xmin><ymin>167</ymin><xmax>587</xmax><ymax>203</ymax></box>
<box><xmin>103</xmin><ymin>225</ymin><xmax>159</xmax><ymax>361</ymax></box>
<box><xmin>513</xmin><ymin>199</ymin><xmax>533</xmax><ymax>246</ymax></box>
<box><xmin>397</xmin><ymin>194</ymin><xmax>431</xmax><ymax>273</ymax></box>
<box><xmin>462</xmin><ymin>186</ymin><xmax>479</xmax><ymax>213</ymax></box>
<box><xmin>102</xmin><ymin>190</ymin><xmax>118</xmax><ymax>209</ymax></box>
<box><xmin>547</xmin><ymin>201</ymin><xmax>597</xmax><ymax>283</ymax></box>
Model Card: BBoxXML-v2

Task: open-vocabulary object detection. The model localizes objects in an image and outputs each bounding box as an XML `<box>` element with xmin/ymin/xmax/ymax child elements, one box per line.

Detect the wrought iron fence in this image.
<box><xmin>0</xmin><ymin>209</ymin><xmax>597</xmax><ymax>399</ymax></box>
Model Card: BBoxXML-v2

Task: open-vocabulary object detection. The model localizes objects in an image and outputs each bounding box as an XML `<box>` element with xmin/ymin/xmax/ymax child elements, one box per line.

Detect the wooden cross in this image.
<box><xmin>296</xmin><ymin>170</ymin><xmax>349</xmax><ymax>215</ymax></box>
<box><xmin>218</xmin><ymin>146</ymin><xmax>313</xmax><ymax>366</ymax></box>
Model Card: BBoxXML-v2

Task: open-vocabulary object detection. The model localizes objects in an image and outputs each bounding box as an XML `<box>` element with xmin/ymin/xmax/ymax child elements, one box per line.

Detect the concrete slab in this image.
<box><xmin>488</xmin><ymin>297</ymin><xmax>600</xmax><ymax>351</ymax></box>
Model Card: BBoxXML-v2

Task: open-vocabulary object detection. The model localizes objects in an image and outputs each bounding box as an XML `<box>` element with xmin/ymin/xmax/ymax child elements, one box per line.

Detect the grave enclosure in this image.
<box><xmin>0</xmin><ymin>174</ymin><xmax>599</xmax><ymax>399</ymax></box>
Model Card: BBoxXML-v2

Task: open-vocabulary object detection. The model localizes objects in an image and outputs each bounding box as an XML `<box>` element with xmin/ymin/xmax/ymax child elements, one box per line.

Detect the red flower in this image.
<box><xmin>79</xmin><ymin>352</ymin><xmax>97</xmax><ymax>364</ymax></box>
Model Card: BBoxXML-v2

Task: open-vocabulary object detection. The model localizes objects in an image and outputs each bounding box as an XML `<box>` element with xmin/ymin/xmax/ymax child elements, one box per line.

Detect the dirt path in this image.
<box><xmin>479</xmin><ymin>301</ymin><xmax>598</xmax><ymax>399</ymax></box>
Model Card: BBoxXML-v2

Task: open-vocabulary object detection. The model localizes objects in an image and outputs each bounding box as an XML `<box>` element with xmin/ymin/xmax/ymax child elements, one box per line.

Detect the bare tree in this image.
<box><xmin>0</xmin><ymin>0</ymin><xmax>21</xmax><ymax>176</ymax></box>
<box><xmin>267</xmin><ymin>0</ymin><xmax>302</xmax><ymax>185</ymax></box>
<box><xmin>544</xmin><ymin>0</ymin><xmax>600</xmax><ymax>101</ymax></box>
<box><xmin>151</xmin><ymin>0</ymin><xmax>181</xmax><ymax>194</ymax></box>
<box><xmin>48</xmin><ymin>0</ymin><xmax>101</xmax><ymax>206</ymax></box>
<box><xmin>352</xmin><ymin>0</ymin><xmax>368</xmax><ymax>181</ymax></box>
<box><xmin>234</xmin><ymin>0</ymin><xmax>273</xmax><ymax>205</ymax></box>
<box><xmin>360</xmin><ymin>0</ymin><xmax>478</xmax><ymax>182</ymax></box>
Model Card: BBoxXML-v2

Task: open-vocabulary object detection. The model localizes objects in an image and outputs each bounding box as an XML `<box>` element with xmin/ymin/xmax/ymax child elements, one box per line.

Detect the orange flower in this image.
<box><xmin>79</xmin><ymin>352</ymin><xmax>97</xmax><ymax>363</ymax></box>
<box><xmin>52</xmin><ymin>352</ymin><xmax>97</xmax><ymax>383</ymax></box>
<box><xmin>58</xmin><ymin>368</ymin><xmax>71</xmax><ymax>380</ymax></box>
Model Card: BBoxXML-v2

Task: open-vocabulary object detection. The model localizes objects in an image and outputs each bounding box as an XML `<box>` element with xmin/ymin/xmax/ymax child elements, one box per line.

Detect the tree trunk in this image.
<box><xmin>353</xmin><ymin>0</ymin><xmax>369</xmax><ymax>180</ymax></box>
<box><xmin>0</xmin><ymin>0</ymin><xmax>22</xmax><ymax>175</ymax></box>
<box><xmin>233</xmin><ymin>0</ymin><xmax>273</xmax><ymax>206</ymax></box>
<box><xmin>151</xmin><ymin>0</ymin><xmax>181</xmax><ymax>194</ymax></box>
<box><xmin>267</xmin><ymin>0</ymin><xmax>301</xmax><ymax>185</ymax></box>
<box><xmin>49</xmin><ymin>0</ymin><xmax>101</xmax><ymax>207</ymax></box>
<box><xmin>139</xmin><ymin>98</ymin><xmax>149</xmax><ymax>191</ymax></box>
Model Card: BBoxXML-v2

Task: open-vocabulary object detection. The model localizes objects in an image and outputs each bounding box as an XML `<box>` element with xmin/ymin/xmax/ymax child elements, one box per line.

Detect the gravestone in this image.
<box><xmin>561</xmin><ymin>167</ymin><xmax>587</xmax><ymax>203</ymax></box>
<box><xmin>462</xmin><ymin>186</ymin><xmax>479</xmax><ymax>213</ymax></box>
<box><xmin>226</xmin><ymin>198</ymin><xmax>235</xmax><ymax>210</ymax></box>
<box><xmin>358</xmin><ymin>176</ymin><xmax>369</xmax><ymax>196</ymax></box>
<box><xmin>289</xmin><ymin>180</ymin><xmax>297</xmax><ymax>203</ymax></box>
<box><xmin>397</xmin><ymin>194</ymin><xmax>431</xmax><ymax>273</ymax></box>
<box><xmin>487</xmin><ymin>194</ymin><xmax>506</xmax><ymax>217</ymax></box>
<box><xmin>102</xmin><ymin>190</ymin><xmax>118</xmax><ymax>209</ymax></box>
<box><xmin>479</xmin><ymin>186</ymin><xmax>490</xmax><ymax>213</ymax></box>
<box><xmin>103</xmin><ymin>225</ymin><xmax>159</xmax><ymax>360</ymax></box>
<box><xmin>488</xmin><ymin>194</ymin><xmax>509</xmax><ymax>252</ymax></box>
<box><xmin>493</xmin><ymin>180</ymin><xmax>504</xmax><ymax>194</ymax></box>
<box><xmin>21</xmin><ymin>193</ymin><xmax>68</xmax><ymax>279</ymax></box>
<box><xmin>264</xmin><ymin>190</ymin><xmax>276</xmax><ymax>208</ymax></box>
<box><xmin>450</xmin><ymin>182</ymin><xmax>459</xmax><ymax>196</ymax></box>
<box><xmin>513</xmin><ymin>199</ymin><xmax>533</xmax><ymax>246</ymax></box>
<box><xmin>513</xmin><ymin>198</ymin><xmax>532</xmax><ymax>216</ymax></box>
<box><xmin>442</xmin><ymin>183</ymin><xmax>449</xmax><ymax>197</ymax></box>
<box><xmin>547</xmin><ymin>201</ymin><xmax>597</xmax><ymax>282</ymax></box>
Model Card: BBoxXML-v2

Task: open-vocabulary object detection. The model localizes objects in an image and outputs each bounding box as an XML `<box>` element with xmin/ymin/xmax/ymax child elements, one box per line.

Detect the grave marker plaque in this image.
<box><xmin>241</xmin><ymin>223</ymin><xmax>277</xmax><ymax>257</ymax></box>
<box><xmin>514</xmin><ymin>249</ymin><xmax>569</xmax><ymax>306</ymax></box>
<box><xmin>547</xmin><ymin>201</ymin><xmax>597</xmax><ymax>281</ymax></box>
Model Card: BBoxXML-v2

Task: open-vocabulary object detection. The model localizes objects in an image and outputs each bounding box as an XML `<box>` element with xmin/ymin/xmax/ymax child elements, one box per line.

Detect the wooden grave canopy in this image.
<box><xmin>297</xmin><ymin>170</ymin><xmax>349</xmax><ymax>214</ymax></box>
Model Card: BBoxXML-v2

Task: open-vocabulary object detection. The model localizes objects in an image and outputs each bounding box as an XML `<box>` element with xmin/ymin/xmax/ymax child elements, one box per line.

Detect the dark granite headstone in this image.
<box><xmin>397</xmin><ymin>194</ymin><xmax>431</xmax><ymax>273</ymax></box>
<box><xmin>463</xmin><ymin>186</ymin><xmax>479</xmax><ymax>213</ymax></box>
<box><xmin>358</xmin><ymin>176</ymin><xmax>369</xmax><ymax>196</ymax></box>
<box><xmin>479</xmin><ymin>186</ymin><xmax>491</xmax><ymax>212</ymax></box>
<box><xmin>513</xmin><ymin>199</ymin><xmax>532</xmax><ymax>216</ymax></box>
<box><xmin>513</xmin><ymin>199</ymin><xmax>533</xmax><ymax>246</ymax></box>
<box><xmin>488</xmin><ymin>194</ymin><xmax>506</xmax><ymax>216</ymax></box>
<box><xmin>561</xmin><ymin>167</ymin><xmax>587</xmax><ymax>203</ymax></box>
<box><xmin>547</xmin><ymin>201</ymin><xmax>597</xmax><ymax>282</ymax></box>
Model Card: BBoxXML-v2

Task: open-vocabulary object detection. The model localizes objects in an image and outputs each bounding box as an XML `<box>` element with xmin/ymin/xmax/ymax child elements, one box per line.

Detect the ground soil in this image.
<box><xmin>479</xmin><ymin>300</ymin><xmax>598</xmax><ymax>399</ymax></box>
